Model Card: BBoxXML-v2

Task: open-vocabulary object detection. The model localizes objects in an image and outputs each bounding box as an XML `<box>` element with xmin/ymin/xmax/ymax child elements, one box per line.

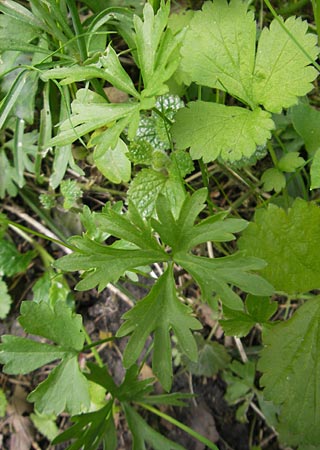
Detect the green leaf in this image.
<box><xmin>28</xmin><ymin>356</ymin><xmax>90</xmax><ymax>415</ymax></box>
<box><xmin>258</xmin><ymin>297</ymin><xmax>320</xmax><ymax>446</ymax></box>
<box><xmin>152</xmin><ymin>188</ymin><xmax>247</xmax><ymax>253</ymax></box>
<box><xmin>245</xmin><ymin>294</ymin><xmax>277</xmax><ymax>323</ymax></box>
<box><xmin>0</xmin><ymin>150</ymin><xmax>18</xmax><ymax>198</ymax></box>
<box><xmin>95</xmin><ymin>201</ymin><xmax>160</xmax><ymax>251</ymax></box>
<box><xmin>291</xmin><ymin>103</ymin><xmax>320</xmax><ymax>154</ymax></box>
<box><xmin>310</xmin><ymin>148</ymin><xmax>320</xmax><ymax>189</ymax></box>
<box><xmin>221</xmin><ymin>295</ymin><xmax>277</xmax><ymax>337</ymax></box>
<box><xmin>60</xmin><ymin>179</ymin><xmax>83</xmax><ymax>209</ymax></box>
<box><xmin>123</xmin><ymin>403</ymin><xmax>184</xmax><ymax>450</ymax></box>
<box><xmin>55</xmin><ymin>235</ymin><xmax>169</xmax><ymax>291</ymax></box>
<box><xmin>182</xmin><ymin>334</ymin><xmax>230</xmax><ymax>377</ymax></box>
<box><xmin>0</xmin><ymin>238</ymin><xmax>35</xmax><ymax>276</ymax></box>
<box><xmin>30</xmin><ymin>411</ymin><xmax>59</xmax><ymax>441</ymax></box>
<box><xmin>117</xmin><ymin>266</ymin><xmax>202</xmax><ymax>391</ymax></box>
<box><xmin>252</xmin><ymin>17</ymin><xmax>318</xmax><ymax>113</ymax></box>
<box><xmin>0</xmin><ymin>335</ymin><xmax>67</xmax><ymax>374</ymax></box>
<box><xmin>0</xmin><ymin>279</ymin><xmax>12</xmax><ymax>319</ymax></box>
<box><xmin>48</xmin><ymin>89</ymin><xmax>139</xmax><ymax>147</ymax></box>
<box><xmin>172</xmin><ymin>102</ymin><xmax>274</xmax><ymax>163</ymax></box>
<box><xmin>238</xmin><ymin>199</ymin><xmax>320</xmax><ymax>294</ymax></box>
<box><xmin>0</xmin><ymin>388</ymin><xmax>7</xmax><ymax>417</ymax></box>
<box><xmin>278</xmin><ymin>152</ymin><xmax>305</xmax><ymax>172</ymax></box>
<box><xmin>180</xmin><ymin>0</ymin><xmax>256</xmax><ymax>106</ymax></box>
<box><xmin>52</xmin><ymin>401</ymin><xmax>115</xmax><ymax>450</ymax></box>
<box><xmin>261</xmin><ymin>168</ymin><xmax>286</xmax><ymax>193</ymax></box>
<box><xmin>180</xmin><ymin>1</ymin><xmax>318</xmax><ymax>113</ymax></box>
<box><xmin>175</xmin><ymin>252</ymin><xmax>274</xmax><ymax>310</ymax></box>
<box><xmin>223</xmin><ymin>360</ymin><xmax>256</xmax><ymax>404</ymax></box>
<box><xmin>42</xmin><ymin>45</ymin><xmax>139</xmax><ymax>99</ymax></box>
<box><xmin>19</xmin><ymin>300</ymin><xmax>84</xmax><ymax>350</ymax></box>
<box><xmin>94</xmin><ymin>138</ymin><xmax>131</xmax><ymax>184</ymax></box>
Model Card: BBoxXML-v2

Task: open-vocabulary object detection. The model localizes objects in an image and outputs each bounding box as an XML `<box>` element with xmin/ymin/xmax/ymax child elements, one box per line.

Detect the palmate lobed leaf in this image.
<box><xmin>180</xmin><ymin>0</ymin><xmax>256</xmax><ymax>106</ymax></box>
<box><xmin>258</xmin><ymin>297</ymin><xmax>320</xmax><ymax>446</ymax></box>
<box><xmin>117</xmin><ymin>266</ymin><xmax>202</xmax><ymax>391</ymax></box>
<box><xmin>0</xmin><ymin>300</ymin><xmax>89</xmax><ymax>415</ymax></box>
<box><xmin>28</xmin><ymin>356</ymin><xmax>90</xmax><ymax>416</ymax></box>
<box><xmin>55</xmin><ymin>236</ymin><xmax>169</xmax><ymax>291</ymax></box>
<box><xmin>252</xmin><ymin>16</ymin><xmax>318</xmax><ymax>113</ymax></box>
<box><xmin>172</xmin><ymin>102</ymin><xmax>274</xmax><ymax>163</ymax></box>
<box><xmin>174</xmin><ymin>0</ymin><xmax>318</xmax><ymax>163</ymax></box>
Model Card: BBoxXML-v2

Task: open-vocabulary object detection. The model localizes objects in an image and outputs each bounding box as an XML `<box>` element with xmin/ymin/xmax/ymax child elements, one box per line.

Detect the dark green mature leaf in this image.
<box><xmin>0</xmin><ymin>300</ymin><xmax>89</xmax><ymax>415</ymax></box>
<box><xmin>19</xmin><ymin>300</ymin><xmax>84</xmax><ymax>350</ymax></box>
<box><xmin>152</xmin><ymin>188</ymin><xmax>247</xmax><ymax>253</ymax></box>
<box><xmin>117</xmin><ymin>266</ymin><xmax>202</xmax><ymax>391</ymax></box>
<box><xmin>53</xmin><ymin>401</ymin><xmax>115</xmax><ymax>450</ymax></box>
<box><xmin>55</xmin><ymin>235</ymin><xmax>168</xmax><ymax>291</ymax></box>
<box><xmin>28</xmin><ymin>356</ymin><xmax>90</xmax><ymax>415</ymax></box>
<box><xmin>183</xmin><ymin>334</ymin><xmax>230</xmax><ymax>377</ymax></box>
<box><xmin>259</xmin><ymin>298</ymin><xmax>320</xmax><ymax>446</ymax></box>
<box><xmin>238</xmin><ymin>199</ymin><xmax>320</xmax><ymax>294</ymax></box>
<box><xmin>221</xmin><ymin>295</ymin><xmax>277</xmax><ymax>337</ymax></box>
<box><xmin>0</xmin><ymin>336</ymin><xmax>66</xmax><ymax>373</ymax></box>
<box><xmin>123</xmin><ymin>403</ymin><xmax>185</xmax><ymax>450</ymax></box>
<box><xmin>175</xmin><ymin>252</ymin><xmax>274</xmax><ymax>311</ymax></box>
<box><xmin>0</xmin><ymin>239</ymin><xmax>35</xmax><ymax>276</ymax></box>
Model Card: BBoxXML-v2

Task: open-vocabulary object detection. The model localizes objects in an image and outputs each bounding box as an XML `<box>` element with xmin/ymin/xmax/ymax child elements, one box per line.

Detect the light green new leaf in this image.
<box><xmin>94</xmin><ymin>138</ymin><xmax>131</xmax><ymax>184</ymax></box>
<box><xmin>0</xmin><ymin>388</ymin><xmax>7</xmax><ymax>417</ymax></box>
<box><xmin>41</xmin><ymin>45</ymin><xmax>139</xmax><ymax>99</ymax></box>
<box><xmin>0</xmin><ymin>336</ymin><xmax>66</xmax><ymax>374</ymax></box>
<box><xmin>48</xmin><ymin>89</ymin><xmax>138</xmax><ymax>147</ymax></box>
<box><xmin>258</xmin><ymin>298</ymin><xmax>320</xmax><ymax>446</ymax></box>
<box><xmin>0</xmin><ymin>279</ymin><xmax>12</xmax><ymax>319</ymax></box>
<box><xmin>175</xmin><ymin>253</ymin><xmax>274</xmax><ymax>311</ymax></box>
<box><xmin>238</xmin><ymin>199</ymin><xmax>320</xmax><ymax>294</ymax></box>
<box><xmin>133</xmin><ymin>1</ymin><xmax>170</xmax><ymax>88</ymax></box>
<box><xmin>278</xmin><ymin>152</ymin><xmax>305</xmax><ymax>172</ymax></box>
<box><xmin>172</xmin><ymin>102</ymin><xmax>274</xmax><ymax>162</ymax></box>
<box><xmin>55</xmin><ymin>236</ymin><xmax>169</xmax><ymax>291</ymax></box>
<box><xmin>252</xmin><ymin>17</ymin><xmax>318</xmax><ymax>113</ymax></box>
<box><xmin>28</xmin><ymin>356</ymin><xmax>90</xmax><ymax>415</ymax></box>
<box><xmin>30</xmin><ymin>411</ymin><xmax>59</xmax><ymax>441</ymax></box>
<box><xmin>180</xmin><ymin>1</ymin><xmax>318</xmax><ymax>113</ymax></box>
<box><xmin>19</xmin><ymin>300</ymin><xmax>84</xmax><ymax>350</ymax></box>
<box><xmin>261</xmin><ymin>168</ymin><xmax>286</xmax><ymax>193</ymax></box>
<box><xmin>180</xmin><ymin>0</ymin><xmax>256</xmax><ymax>106</ymax></box>
<box><xmin>123</xmin><ymin>403</ymin><xmax>185</xmax><ymax>450</ymax></box>
<box><xmin>117</xmin><ymin>266</ymin><xmax>202</xmax><ymax>391</ymax></box>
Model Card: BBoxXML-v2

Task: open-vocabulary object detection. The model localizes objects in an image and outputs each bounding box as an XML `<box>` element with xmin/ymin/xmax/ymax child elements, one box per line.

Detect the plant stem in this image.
<box><xmin>137</xmin><ymin>402</ymin><xmax>219</xmax><ymax>450</ymax></box>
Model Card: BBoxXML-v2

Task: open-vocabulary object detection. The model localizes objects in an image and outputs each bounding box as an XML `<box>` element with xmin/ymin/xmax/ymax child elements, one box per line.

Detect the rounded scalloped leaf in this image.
<box><xmin>172</xmin><ymin>102</ymin><xmax>274</xmax><ymax>162</ymax></box>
